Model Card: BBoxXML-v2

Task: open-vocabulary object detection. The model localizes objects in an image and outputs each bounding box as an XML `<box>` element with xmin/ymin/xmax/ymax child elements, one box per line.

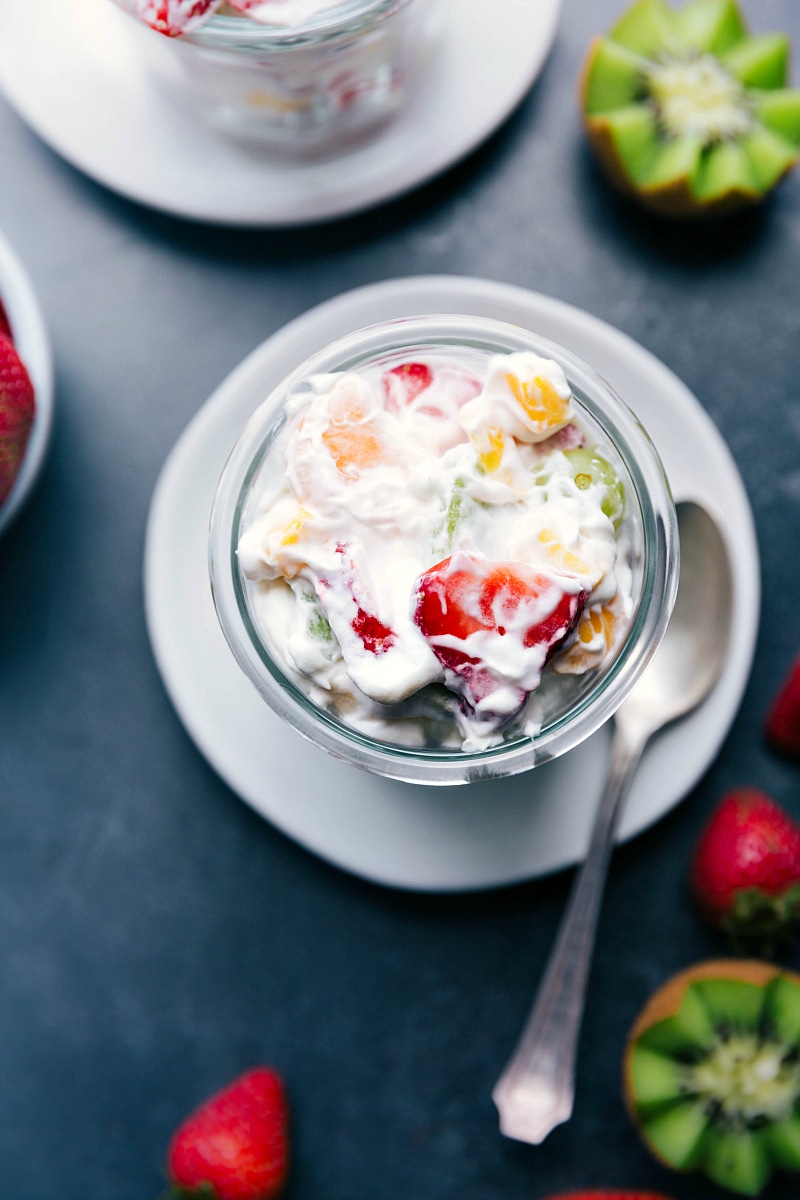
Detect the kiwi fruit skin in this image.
<box><xmin>580</xmin><ymin>0</ymin><xmax>800</xmax><ymax>219</ymax></box>
<box><xmin>623</xmin><ymin>960</ymin><xmax>800</xmax><ymax>1194</ymax></box>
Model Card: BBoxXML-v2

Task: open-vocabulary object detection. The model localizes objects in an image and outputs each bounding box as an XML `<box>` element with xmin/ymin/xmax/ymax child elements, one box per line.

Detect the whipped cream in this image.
<box><xmin>238</xmin><ymin>350</ymin><xmax>633</xmax><ymax>750</ymax></box>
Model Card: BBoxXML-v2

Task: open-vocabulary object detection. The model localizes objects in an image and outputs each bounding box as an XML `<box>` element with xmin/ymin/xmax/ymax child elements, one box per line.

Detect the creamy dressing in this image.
<box><xmin>238</xmin><ymin>351</ymin><xmax>634</xmax><ymax>750</ymax></box>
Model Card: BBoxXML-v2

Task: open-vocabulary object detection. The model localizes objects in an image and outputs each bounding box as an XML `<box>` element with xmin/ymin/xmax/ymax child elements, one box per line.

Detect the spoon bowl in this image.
<box><xmin>624</xmin><ymin>501</ymin><xmax>733</xmax><ymax>732</ymax></box>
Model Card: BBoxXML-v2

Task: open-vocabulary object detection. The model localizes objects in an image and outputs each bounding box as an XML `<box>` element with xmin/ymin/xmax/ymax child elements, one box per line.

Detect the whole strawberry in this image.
<box><xmin>543</xmin><ymin>1192</ymin><xmax>675</xmax><ymax>1200</ymax></box>
<box><xmin>0</xmin><ymin>298</ymin><xmax>11</xmax><ymax>339</ymax></box>
<box><xmin>691</xmin><ymin>788</ymin><xmax>800</xmax><ymax>952</ymax></box>
<box><xmin>765</xmin><ymin>656</ymin><xmax>800</xmax><ymax>760</ymax></box>
<box><xmin>167</xmin><ymin>1067</ymin><xmax>288</xmax><ymax>1200</ymax></box>
<box><xmin>0</xmin><ymin>331</ymin><xmax>36</xmax><ymax>507</ymax></box>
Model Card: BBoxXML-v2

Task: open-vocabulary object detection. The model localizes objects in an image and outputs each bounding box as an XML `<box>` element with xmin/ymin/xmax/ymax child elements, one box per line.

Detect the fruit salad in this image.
<box><xmin>113</xmin><ymin>0</ymin><xmax>431</xmax><ymax>149</ymax></box>
<box><xmin>236</xmin><ymin>349</ymin><xmax>634</xmax><ymax>751</ymax></box>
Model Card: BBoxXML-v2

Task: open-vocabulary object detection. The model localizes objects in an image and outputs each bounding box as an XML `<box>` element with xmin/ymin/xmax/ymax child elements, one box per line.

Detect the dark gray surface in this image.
<box><xmin>2</xmin><ymin>1</ymin><xmax>800</xmax><ymax>1197</ymax></box>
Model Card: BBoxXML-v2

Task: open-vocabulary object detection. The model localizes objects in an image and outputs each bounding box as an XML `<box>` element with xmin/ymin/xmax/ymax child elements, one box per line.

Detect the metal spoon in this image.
<box><xmin>492</xmin><ymin>500</ymin><xmax>733</xmax><ymax>1145</ymax></box>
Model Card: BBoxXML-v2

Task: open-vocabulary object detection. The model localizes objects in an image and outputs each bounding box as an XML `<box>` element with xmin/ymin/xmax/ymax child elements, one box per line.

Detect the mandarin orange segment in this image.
<box><xmin>559</xmin><ymin>604</ymin><xmax>618</xmax><ymax>671</ymax></box>
<box><xmin>476</xmin><ymin>426</ymin><xmax>505</xmax><ymax>473</ymax></box>
<box><xmin>602</xmin><ymin>605</ymin><xmax>616</xmax><ymax>648</ymax></box>
<box><xmin>579</xmin><ymin>607</ymin><xmax>605</xmax><ymax>643</ymax></box>
<box><xmin>279</xmin><ymin>507</ymin><xmax>311</xmax><ymax>547</ymax></box>
<box><xmin>506</xmin><ymin>372</ymin><xmax>571</xmax><ymax>428</ymax></box>
<box><xmin>537</xmin><ymin>528</ymin><xmax>591</xmax><ymax>576</ymax></box>
<box><xmin>321</xmin><ymin>389</ymin><xmax>390</xmax><ymax>478</ymax></box>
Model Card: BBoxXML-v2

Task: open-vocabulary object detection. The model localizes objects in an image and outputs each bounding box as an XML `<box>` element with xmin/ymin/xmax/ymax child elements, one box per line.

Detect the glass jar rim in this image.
<box><xmin>209</xmin><ymin>314</ymin><xmax>678</xmax><ymax>785</ymax></box>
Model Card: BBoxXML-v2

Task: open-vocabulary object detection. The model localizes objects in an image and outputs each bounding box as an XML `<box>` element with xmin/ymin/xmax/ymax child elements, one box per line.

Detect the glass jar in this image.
<box><xmin>111</xmin><ymin>0</ymin><xmax>437</xmax><ymax>151</ymax></box>
<box><xmin>209</xmin><ymin>315</ymin><xmax>678</xmax><ymax>785</ymax></box>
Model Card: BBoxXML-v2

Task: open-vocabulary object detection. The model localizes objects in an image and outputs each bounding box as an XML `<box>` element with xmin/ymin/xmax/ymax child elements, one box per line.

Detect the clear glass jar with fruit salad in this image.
<box><xmin>110</xmin><ymin>0</ymin><xmax>438</xmax><ymax>150</ymax></box>
<box><xmin>209</xmin><ymin>315</ymin><xmax>678</xmax><ymax>785</ymax></box>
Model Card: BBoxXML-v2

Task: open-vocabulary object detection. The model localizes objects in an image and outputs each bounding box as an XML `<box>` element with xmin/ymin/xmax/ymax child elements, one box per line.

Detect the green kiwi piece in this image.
<box><xmin>581</xmin><ymin>0</ymin><xmax>800</xmax><ymax>217</ymax></box>
<box><xmin>690</xmin><ymin>976</ymin><xmax>766</xmax><ymax>1032</ymax></box>
<box><xmin>639</xmin><ymin>1098</ymin><xmax>710</xmax><ymax>1168</ymax></box>
<box><xmin>752</xmin><ymin>88</ymin><xmax>800</xmax><ymax>143</ymax></box>
<box><xmin>609</xmin><ymin>0</ymin><xmax>677</xmax><ymax>58</ymax></box>
<box><xmin>762</xmin><ymin>975</ymin><xmax>800</xmax><ymax>1048</ymax></box>
<box><xmin>673</xmin><ymin>0</ymin><xmax>745</xmax><ymax>55</ymax></box>
<box><xmin>722</xmin><ymin>33</ymin><xmax>790</xmax><ymax>89</ymax></box>
<box><xmin>624</xmin><ymin>962</ymin><xmax>800</xmax><ymax>1195</ymax></box>
<box><xmin>743</xmin><ymin>127</ymin><xmax>800</xmax><ymax>190</ymax></box>
<box><xmin>628</xmin><ymin>1043</ymin><xmax>688</xmax><ymax>1110</ymax></box>
<box><xmin>692</xmin><ymin>139</ymin><xmax>759</xmax><ymax>201</ymax></box>
<box><xmin>641</xmin><ymin>135</ymin><xmax>703</xmax><ymax>188</ymax></box>
<box><xmin>767</xmin><ymin>1114</ymin><xmax>800</xmax><ymax>1171</ymax></box>
<box><xmin>583</xmin><ymin>38</ymin><xmax>649</xmax><ymax>115</ymax></box>
<box><xmin>637</xmin><ymin>978</ymin><xmax>716</xmax><ymax>1055</ymax></box>
<box><xmin>703</xmin><ymin>1127</ymin><xmax>770</xmax><ymax>1196</ymax></box>
<box><xmin>563</xmin><ymin>448</ymin><xmax>626</xmax><ymax>527</ymax></box>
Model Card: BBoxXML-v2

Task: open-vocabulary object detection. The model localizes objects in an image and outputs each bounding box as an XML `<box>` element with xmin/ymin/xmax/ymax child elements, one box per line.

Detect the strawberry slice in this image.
<box><xmin>381</xmin><ymin>362</ymin><xmax>433</xmax><ymax>413</ymax></box>
<box><xmin>320</xmin><ymin>544</ymin><xmax>396</xmax><ymax>656</ymax></box>
<box><xmin>134</xmin><ymin>0</ymin><xmax>221</xmax><ymax>36</ymax></box>
<box><xmin>765</xmin><ymin>655</ymin><xmax>800</xmax><ymax>759</ymax></box>
<box><xmin>413</xmin><ymin>553</ymin><xmax>586</xmax><ymax>716</ymax></box>
<box><xmin>351</xmin><ymin>607</ymin><xmax>395</xmax><ymax>655</ymax></box>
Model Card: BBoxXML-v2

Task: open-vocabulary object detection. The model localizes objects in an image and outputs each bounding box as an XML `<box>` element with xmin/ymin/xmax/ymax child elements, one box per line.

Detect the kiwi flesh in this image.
<box><xmin>624</xmin><ymin>961</ymin><xmax>800</xmax><ymax>1195</ymax></box>
<box><xmin>581</xmin><ymin>0</ymin><xmax>800</xmax><ymax>217</ymax></box>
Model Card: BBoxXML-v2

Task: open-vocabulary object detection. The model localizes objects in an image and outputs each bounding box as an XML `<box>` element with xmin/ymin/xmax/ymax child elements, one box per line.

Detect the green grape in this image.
<box><xmin>432</xmin><ymin>478</ymin><xmax>468</xmax><ymax>549</ymax></box>
<box><xmin>564</xmin><ymin>448</ymin><xmax>626</xmax><ymax>528</ymax></box>
<box><xmin>308</xmin><ymin>607</ymin><xmax>333</xmax><ymax>643</ymax></box>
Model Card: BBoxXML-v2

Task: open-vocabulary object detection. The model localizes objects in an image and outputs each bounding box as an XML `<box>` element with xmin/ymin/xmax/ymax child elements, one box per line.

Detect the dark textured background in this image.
<box><xmin>1</xmin><ymin>1</ymin><xmax>799</xmax><ymax>1197</ymax></box>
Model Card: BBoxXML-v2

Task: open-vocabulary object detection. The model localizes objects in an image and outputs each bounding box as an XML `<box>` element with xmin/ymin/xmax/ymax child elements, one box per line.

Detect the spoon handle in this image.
<box><xmin>492</xmin><ymin>720</ymin><xmax>648</xmax><ymax>1145</ymax></box>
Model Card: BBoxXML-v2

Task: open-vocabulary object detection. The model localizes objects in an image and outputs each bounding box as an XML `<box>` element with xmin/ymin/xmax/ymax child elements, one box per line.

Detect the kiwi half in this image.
<box><xmin>581</xmin><ymin>0</ymin><xmax>800</xmax><ymax>217</ymax></box>
<box><xmin>624</xmin><ymin>961</ymin><xmax>800</xmax><ymax>1195</ymax></box>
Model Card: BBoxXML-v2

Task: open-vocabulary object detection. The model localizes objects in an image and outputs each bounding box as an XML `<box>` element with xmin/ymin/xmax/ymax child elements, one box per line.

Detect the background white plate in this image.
<box><xmin>144</xmin><ymin>276</ymin><xmax>760</xmax><ymax>891</ymax></box>
<box><xmin>0</xmin><ymin>0</ymin><xmax>562</xmax><ymax>226</ymax></box>
<box><xmin>0</xmin><ymin>231</ymin><xmax>55</xmax><ymax>536</ymax></box>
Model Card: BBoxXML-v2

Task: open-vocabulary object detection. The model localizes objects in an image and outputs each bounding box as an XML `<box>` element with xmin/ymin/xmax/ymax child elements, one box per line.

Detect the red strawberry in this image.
<box><xmin>765</xmin><ymin>655</ymin><xmax>800</xmax><ymax>759</ymax></box>
<box><xmin>0</xmin><ymin>331</ymin><xmax>36</xmax><ymax>508</ymax></box>
<box><xmin>543</xmin><ymin>1193</ymin><xmax>675</xmax><ymax>1200</ymax></box>
<box><xmin>167</xmin><ymin>1067</ymin><xmax>288</xmax><ymax>1200</ymax></box>
<box><xmin>324</xmin><ymin>542</ymin><xmax>396</xmax><ymax>656</ymax></box>
<box><xmin>691</xmin><ymin>788</ymin><xmax>800</xmax><ymax>951</ymax></box>
<box><xmin>381</xmin><ymin>361</ymin><xmax>433</xmax><ymax>412</ymax></box>
<box><xmin>413</xmin><ymin>552</ymin><xmax>586</xmax><ymax>716</ymax></box>
<box><xmin>134</xmin><ymin>0</ymin><xmax>220</xmax><ymax>37</ymax></box>
<box><xmin>0</xmin><ymin>298</ymin><xmax>12</xmax><ymax>340</ymax></box>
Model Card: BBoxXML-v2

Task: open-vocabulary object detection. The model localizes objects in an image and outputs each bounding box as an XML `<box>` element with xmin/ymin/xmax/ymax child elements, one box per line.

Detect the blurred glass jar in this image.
<box><xmin>111</xmin><ymin>0</ymin><xmax>438</xmax><ymax>151</ymax></box>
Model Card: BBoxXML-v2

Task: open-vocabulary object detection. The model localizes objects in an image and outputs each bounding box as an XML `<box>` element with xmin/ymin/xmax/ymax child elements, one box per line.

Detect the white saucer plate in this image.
<box><xmin>144</xmin><ymin>277</ymin><xmax>759</xmax><ymax>892</ymax></box>
<box><xmin>0</xmin><ymin>0</ymin><xmax>562</xmax><ymax>226</ymax></box>
<box><xmin>0</xmin><ymin>231</ymin><xmax>55</xmax><ymax>536</ymax></box>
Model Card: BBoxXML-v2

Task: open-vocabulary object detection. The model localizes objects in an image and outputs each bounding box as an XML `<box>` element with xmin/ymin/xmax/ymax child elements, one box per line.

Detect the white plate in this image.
<box><xmin>0</xmin><ymin>0</ymin><xmax>561</xmax><ymax>226</ymax></box>
<box><xmin>144</xmin><ymin>276</ymin><xmax>759</xmax><ymax>892</ymax></box>
<box><xmin>0</xmin><ymin>231</ymin><xmax>55</xmax><ymax>536</ymax></box>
